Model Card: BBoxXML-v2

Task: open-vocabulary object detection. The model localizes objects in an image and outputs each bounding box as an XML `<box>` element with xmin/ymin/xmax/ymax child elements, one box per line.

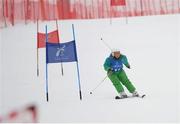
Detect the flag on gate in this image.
<box><xmin>37</xmin><ymin>32</ymin><xmax>46</xmax><ymax>48</ymax></box>
<box><xmin>111</xmin><ymin>0</ymin><xmax>126</xmax><ymax>6</ymax></box>
<box><xmin>44</xmin><ymin>24</ymin><xmax>82</xmax><ymax>101</ymax></box>
<box><xmin>47</xmin><ymin>30</ymin><xmax>59</xmax><ymax>43</ymax></box>
<box><xmin>46</xmin><ymin>40</ymin><xmax>77</xmax><ymax>63</ymax></box>
<box><xmin>37</xmin><ymin>30</ymin><xmax>59</xmax><ymax>48</ymax></box>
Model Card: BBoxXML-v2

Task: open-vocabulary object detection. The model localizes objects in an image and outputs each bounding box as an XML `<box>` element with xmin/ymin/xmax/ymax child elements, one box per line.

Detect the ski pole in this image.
<box><xmin>100</xmin><ymin>38</ymin><xmax>112</xmax><ymax>51</ymax></box>
<box><xmin>90</xmin><ymin>72</ymin><xmax>112</xmax><ymax>94</ymax></box>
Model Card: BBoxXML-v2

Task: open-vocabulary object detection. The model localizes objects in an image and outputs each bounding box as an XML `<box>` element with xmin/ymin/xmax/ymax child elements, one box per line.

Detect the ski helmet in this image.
<box><xmin>111</xmin><ymin>49</ymin><xmax>120</xmax><ymax>56</ymax></box>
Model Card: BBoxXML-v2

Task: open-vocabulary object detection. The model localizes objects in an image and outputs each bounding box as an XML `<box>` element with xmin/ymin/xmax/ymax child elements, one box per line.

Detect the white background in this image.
<box><xmin>0</xmin><ymin>14</ymin><xmax>180</xmax><ymax>123</ymax></box>
<box><xmin>0</xmin><ymin>27</ymin><xmax>2</xmax><ymax>113</ymax></box>
<box><xmin>178</xmin><ymin>14</ymin><xmax>180</xmax><ymax>122</ymax></box>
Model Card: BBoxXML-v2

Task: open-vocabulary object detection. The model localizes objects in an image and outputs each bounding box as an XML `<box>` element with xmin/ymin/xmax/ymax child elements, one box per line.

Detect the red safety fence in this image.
<box><xmin>0</xmin><ymin>0</ymin><xmax>180</xmax><ymax>28</ymax></box>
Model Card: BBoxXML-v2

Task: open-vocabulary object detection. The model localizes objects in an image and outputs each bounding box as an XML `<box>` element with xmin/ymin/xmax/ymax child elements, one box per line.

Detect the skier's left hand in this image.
<box><xmin>127</xmin><ymin>65</ymin><xmax>130</xmax><ymax>69</ymax></box>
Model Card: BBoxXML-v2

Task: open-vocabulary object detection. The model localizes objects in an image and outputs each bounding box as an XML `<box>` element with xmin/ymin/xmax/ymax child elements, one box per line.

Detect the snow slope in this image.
<box><xmin>178</xmin><ymin>15</ymin><xmax>180</xmax><ymax>122</ymax></box>
<box><xmin>0</xmin><ymin>28</ymin><xmax>2</xmax><ymax>114</ymax></box>
<box><xmin>0</xmin><ymin>14</ymin><xmax>180</xmax><ymax>122</ymax></box>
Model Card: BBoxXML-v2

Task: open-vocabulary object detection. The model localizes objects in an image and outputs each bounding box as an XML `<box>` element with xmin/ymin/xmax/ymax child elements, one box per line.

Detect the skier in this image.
<box><xmin>103</xmin><ymin>49</ymin><xmax>139</xmax><ymax>99</ymax></box>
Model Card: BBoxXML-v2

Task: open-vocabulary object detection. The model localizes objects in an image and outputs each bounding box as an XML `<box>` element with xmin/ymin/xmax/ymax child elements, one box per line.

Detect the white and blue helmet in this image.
<box><xmin>111</xmin><ymin>49</ymin><xmax>120</xmax><ymax>56</ymax></box>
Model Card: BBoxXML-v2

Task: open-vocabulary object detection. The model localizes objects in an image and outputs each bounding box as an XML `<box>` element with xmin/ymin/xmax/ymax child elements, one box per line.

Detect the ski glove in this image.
<box><xmin>107</xmin><ymin>68</ymin><xmax>113</xmax><ymax>75</ymax></box>
<box><xmin>126</xmin><ymin>65</ymin><xmax>130</xmax><ymax>69</ymax></box>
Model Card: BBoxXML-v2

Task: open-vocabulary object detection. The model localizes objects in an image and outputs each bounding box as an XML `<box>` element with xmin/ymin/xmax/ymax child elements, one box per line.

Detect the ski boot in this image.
<box><xmin>132</xmin><ymin>91</ymin><xmax>139</xmax><ymax>97</ymax></box>
<box><xmin>115</xmin><ymin>91</ymin><xmax>128</xmax><ymax>99</ymax></box>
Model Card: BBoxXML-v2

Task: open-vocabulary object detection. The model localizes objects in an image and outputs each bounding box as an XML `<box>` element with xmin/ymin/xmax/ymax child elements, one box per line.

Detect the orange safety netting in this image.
<box><xmin>0</xmin><ymin>0</ymin><xmax>180</xmax><ymax>28</ymax></box>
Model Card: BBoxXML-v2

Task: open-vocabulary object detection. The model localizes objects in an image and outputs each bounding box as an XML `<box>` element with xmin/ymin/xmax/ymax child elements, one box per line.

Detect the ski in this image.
<box><xmin>115</xmin><ymin>94</ymin><xmax>146</xmax><ymax>99</ymax></box>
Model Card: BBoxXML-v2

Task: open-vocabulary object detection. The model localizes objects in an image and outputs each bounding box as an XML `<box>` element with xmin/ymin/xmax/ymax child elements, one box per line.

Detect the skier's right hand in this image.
<box><xmin>107</xmin><ymin>68</ymin><xmax>113</xmax><ymax>75</ymax></box>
